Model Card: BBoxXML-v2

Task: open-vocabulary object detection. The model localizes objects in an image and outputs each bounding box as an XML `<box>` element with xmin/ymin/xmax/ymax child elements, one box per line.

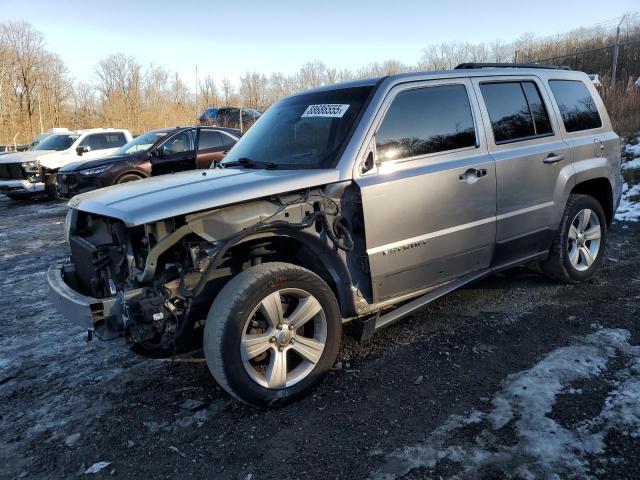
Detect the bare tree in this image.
<box><xmin>3</xmin><ymin>21</ymin><xmax>45</xmax><ymax>136</ymax></box>
<box><xmin>297</xmin><ymin>60</ymin><xmax>327</xmax><ymax>90</ymax></box>
<box><xmin>198</xmin><ymin>74</ymin><xmax>220</xmax><ymax>110</ymax></box>
<box><xmin>239</xmin><ymin>71</ymin><xmax>268</xmax><ymax>109</ymax></box>
<box><xmin>220</xmin><ymin>77</ymin><xmax>235</xmax><ymax>106</ymax></box>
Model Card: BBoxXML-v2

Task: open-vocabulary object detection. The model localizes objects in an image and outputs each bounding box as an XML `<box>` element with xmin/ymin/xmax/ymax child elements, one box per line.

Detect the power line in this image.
<box><xmin>525</xmin><ymin>12</ymin><xmax>639</xmax><ymax>45</ymax></box>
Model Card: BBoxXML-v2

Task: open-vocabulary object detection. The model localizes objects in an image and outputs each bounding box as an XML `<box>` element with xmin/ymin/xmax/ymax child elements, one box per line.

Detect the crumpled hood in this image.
<box><xmin>0</xmin><ymin>150</ymin><xmax>56</xmax><ymax>164</ymax></box>
<box><xmin>60</xmin><ymin>153</ymin><xmax>139</xmax><ymax>172</ymax></box>
<box><xmin>71</xmin><ymin>167</ymin><xmax>343</xmax><ymax>226</ymax></box>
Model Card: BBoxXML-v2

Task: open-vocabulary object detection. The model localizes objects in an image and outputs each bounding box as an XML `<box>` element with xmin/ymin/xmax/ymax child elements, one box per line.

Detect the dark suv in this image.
<box><xmin>57</xmin><ymin>126</ymin><xmax>239</xmax><ymax>198</ymax></box>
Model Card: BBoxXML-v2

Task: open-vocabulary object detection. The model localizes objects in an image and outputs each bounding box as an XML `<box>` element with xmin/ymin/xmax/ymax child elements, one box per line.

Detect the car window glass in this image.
<box><xmin>220</xmin><ymin>133</ymin><xmax>236</xmax><ymax>146</ymax></box>
<box><xmin>480</xmin><ymin>82</ymin><xmax>537</xmax><ymax>143</ymax></box>
<box><xmin>548</xmin><ymin>80</ymin><xmax>602</xmax><ymax>132</ymax></box>
<box><xmin>198</xmin><ymin>130</ymin><xmax>223</xmax><ymax>150</ymax></box>
<box><xmin>33</xmin><ymin>134</ymin><xmax>79</xmax><ymax>151</ymax></box>
<box><xmin>376</xmin><ymin>84</ymin><xmax>476</xmax><ymax>163</ymax></box>
<box><xmin>104</xmin><ymin>133</ymin><xmax>127</xmax><ymax>147</ymax></box>
<box><xmin>162</xmin><ymin>130</ymin><xmax>194</xmax><ymax>154</ymax></box>
<box><xmin>521</xmin><ymin>82</ymin><xmax>553</xmax><ymax>136</ymax></box>
<box><xmin>80</xmin><ymin>134</ymin><xmax>107</xmax><ymax>150</ymax></box>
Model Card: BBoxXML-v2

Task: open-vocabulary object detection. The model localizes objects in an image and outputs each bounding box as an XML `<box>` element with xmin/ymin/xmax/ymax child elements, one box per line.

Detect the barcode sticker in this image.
<box><xmin>301</xmin><ymin>104</ymin><xmax>350</xmax><ymax>118</ymax></box>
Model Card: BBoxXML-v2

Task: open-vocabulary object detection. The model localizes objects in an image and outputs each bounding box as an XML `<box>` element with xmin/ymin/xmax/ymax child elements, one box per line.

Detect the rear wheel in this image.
<box><xmin>541</xmin><ymin>194</ymin><xmax>607</xmax><ymax>283</ymax></box>
<box><xmin>203</xmin><ymin>262</ymin><xmax>341</xmax><ymax>408</ymax></box>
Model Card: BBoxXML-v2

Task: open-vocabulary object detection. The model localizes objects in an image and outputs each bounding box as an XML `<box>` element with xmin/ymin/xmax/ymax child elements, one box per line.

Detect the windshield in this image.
<box><xmin>222</xmin><ymin>86</ymin><xmax>374</xmax><ymax>169</ymax></box>
<box><xmin>34</xmin><ymin>134</ymin><xmax>79</xmax><ymax>151</ymax></box>
<box><xmin>115</xmin><ymin>132</ymin><xmax>167</xmax><ymax>155</ymax></box>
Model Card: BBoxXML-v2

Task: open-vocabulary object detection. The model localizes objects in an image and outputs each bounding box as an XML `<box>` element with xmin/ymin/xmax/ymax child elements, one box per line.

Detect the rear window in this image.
<box><xmin>199</xmin><ymin>130</ymin><xmax>223</xmax><ymax>150</ymax></box>
<box><xmin>376</xmin><ymin>84</ymin><xmax>476</xmax><ymax>162</ymax></box>
<box><xmin>81</xmin><ymin>133</ymin><xmax>127</xmax><ymax>150</ymax></box>
<box><xmin>548</xmin><ymin>80</ymin><xmax>602</xmax><ymax>133</ymax></box>
<box><xmin>480</xmin><ymin>81</ymin><xmax>553</xmax><ymax>144</ymax></box>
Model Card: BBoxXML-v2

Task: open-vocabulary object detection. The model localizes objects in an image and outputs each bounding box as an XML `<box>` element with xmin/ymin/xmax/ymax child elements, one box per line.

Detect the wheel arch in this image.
<box><xmin>221</xmin><ymin>230</ymin><xmax>358</xmax><ymax>317</ymax></box>
<box><xmin>570</xmin><ymin>177</ymin><xmax>614</xmax><ymax>226</ymax></box>
<box><xmin>115</xmin><ymin>170</ymin><xmax>147</xmax><ymax>183</ymax></box>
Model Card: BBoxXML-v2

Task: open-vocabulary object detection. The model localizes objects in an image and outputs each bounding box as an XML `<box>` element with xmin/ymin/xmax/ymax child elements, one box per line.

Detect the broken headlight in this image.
<box><xmin>21</xmin><ymin>160</ymin><xmax>39</xmax><ymax>172</ymax></box>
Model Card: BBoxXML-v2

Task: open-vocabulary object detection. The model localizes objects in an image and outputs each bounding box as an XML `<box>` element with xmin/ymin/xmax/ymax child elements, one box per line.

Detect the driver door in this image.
<box><xmin>356</xmin><ymin>79</ymin><xmax>497</xmax><ymax>301</ymax></box>
<box><xmin>150</xmin><ymin>128</ymin><xmax>197</xmax><ymax>176</ymax></box>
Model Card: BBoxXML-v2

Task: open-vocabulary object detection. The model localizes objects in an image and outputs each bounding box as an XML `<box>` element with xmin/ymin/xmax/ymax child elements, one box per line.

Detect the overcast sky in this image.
<box><xmin>4</xmin><ymin>0</ymin><xmax>638</xmax><ymax>89</ymax></box>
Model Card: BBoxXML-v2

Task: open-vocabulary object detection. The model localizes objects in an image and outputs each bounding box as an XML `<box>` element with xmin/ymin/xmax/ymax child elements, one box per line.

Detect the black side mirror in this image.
<box><xmin>154</xmin><ymin>145</ymin><xmax>167</xmax><ymax>158</ymax></box>
<box><xmin>76</xmin><ymin>145</ymin><xmax>91</xmax><ymax>156</ymax></box>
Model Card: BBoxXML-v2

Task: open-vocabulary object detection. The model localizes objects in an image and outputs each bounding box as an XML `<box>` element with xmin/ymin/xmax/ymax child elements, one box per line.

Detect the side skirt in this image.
<box><xmin>353</xmin><ymin>251</ymin><xmax>548</xmax><ymax>341</ymax></box>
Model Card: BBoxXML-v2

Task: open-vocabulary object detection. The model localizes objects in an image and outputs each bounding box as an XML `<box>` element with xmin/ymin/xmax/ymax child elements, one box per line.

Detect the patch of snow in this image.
<box><xmin>616</xmin><ymin>137</ymin><xmax>640</xmax><ymax>222</ymax></box>
<box><xmin>84</xmin><ymin>461</ymin><xmax>111</xmax><ymax>474</ymax></box>
<box><xmin>623</xmin><ymin>138</ymin><xmax>640</xmax><ymax>163</ymax></box>
<box><xmin>372</xmin><ymin>328</ymin><xmax>640</xmax><ymax>480</ymax></box>
<box><xmin>615</xmin><ymin>183</ymin><xmax>640</xmax><ymax>222</ymax></box>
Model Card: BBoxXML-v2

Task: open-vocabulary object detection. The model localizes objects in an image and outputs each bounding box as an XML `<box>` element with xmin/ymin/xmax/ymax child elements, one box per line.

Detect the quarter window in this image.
<box><xmin>376</xmin><ymin>84</ymin><xmax>476</xmax><ymax>162</ymax></box>
<box><xmin>480</xmin><ymin>81</ymin><xmax>553</xmax><ymax>144</ymax></box>
<box><xmin>220</xmin><ymin>133</ymin><xmax>236</xmax><ymax>146</ymax></box>
<box><xmin>549</xmin><ymin>80</ymin><xmax>602</xmax><ymax>133</ymax></box>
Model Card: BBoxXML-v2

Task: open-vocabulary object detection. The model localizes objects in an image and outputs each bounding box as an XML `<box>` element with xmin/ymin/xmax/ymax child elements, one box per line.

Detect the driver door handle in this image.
<box><xmin>543</xmin><ymin>153</ymin><xmax>565</xmax><ymax>164</ymax></box>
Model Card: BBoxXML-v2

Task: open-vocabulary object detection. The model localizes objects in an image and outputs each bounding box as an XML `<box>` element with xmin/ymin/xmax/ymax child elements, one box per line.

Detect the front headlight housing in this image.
<box><xmin>79</xmin><ymin>165</ymin><xmax>111</xmax><ymax>176</ymax></box>
<box><xmin>21</xmin><ymin>160</ymin><xmax>39</xmax><ymax>172</ymax></box>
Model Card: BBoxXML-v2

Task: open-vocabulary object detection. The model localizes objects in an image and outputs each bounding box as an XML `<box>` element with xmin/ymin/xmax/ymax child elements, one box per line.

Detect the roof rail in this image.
<box><xmin>455</xmin><ymin>62</ymin><xmax>571</xmax><ymax>71</ymax></box>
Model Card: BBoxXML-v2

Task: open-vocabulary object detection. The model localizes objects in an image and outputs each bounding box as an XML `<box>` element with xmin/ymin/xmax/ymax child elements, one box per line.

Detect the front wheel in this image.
<box><xmin>541</xmin><ymin>194</ymin><xmax>607</xmax><ymax>283</ymax></box>
<box><xmin>117</xmin><ymin>173</ymin><xmax>144</xmax><ymax>184</ymax></box>
<box><xmin>203</xmin><ymin>262</ymin><xmax>341</xmax><ymax>408</ymax></box>
<box><xmin>45</xmin><ymin>171</ymin><xmax>59</xmax><ymax>200</ymax></box>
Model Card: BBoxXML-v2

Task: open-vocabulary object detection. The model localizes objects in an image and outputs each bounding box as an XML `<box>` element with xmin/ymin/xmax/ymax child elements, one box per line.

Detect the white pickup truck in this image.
<box><xmin>0</xmin><ymin>128</ymin><xmax>132</xmax><ymax>200</ymax></box>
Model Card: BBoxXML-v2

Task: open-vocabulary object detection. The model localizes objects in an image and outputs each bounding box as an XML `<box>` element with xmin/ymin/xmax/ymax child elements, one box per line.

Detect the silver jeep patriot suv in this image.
<box><xmin>48</xmin><ymin>63</ymin><xmax>623</xmax><ymax>407</ymax></box>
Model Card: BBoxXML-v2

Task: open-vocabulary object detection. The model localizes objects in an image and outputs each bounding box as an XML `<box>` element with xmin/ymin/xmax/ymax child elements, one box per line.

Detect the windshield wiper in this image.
<box><xmin>223</xmin><ymin>157</ymin><xmax>278</xmax><ymax>169</ymax></box>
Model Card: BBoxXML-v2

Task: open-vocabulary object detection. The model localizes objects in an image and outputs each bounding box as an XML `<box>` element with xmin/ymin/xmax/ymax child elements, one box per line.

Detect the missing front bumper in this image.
<box><xmin>47</xmin><ymin>262</ymin><xmax>142</xmax><ymax>335</ymax></box>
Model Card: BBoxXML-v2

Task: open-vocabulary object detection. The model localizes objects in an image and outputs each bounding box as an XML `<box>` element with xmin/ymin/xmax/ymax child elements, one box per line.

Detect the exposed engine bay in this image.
<box><xmin>64</xmin><ymin>184</ymin><xmax>370</xmax><ymax>354</ymax></box>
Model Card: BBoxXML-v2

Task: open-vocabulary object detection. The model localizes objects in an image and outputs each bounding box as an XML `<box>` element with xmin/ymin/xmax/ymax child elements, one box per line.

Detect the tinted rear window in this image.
<box><xmin>376</xmin><ymin>84</ymin><xmax>476</xmax><ymax>162</ymax></box>
<box><xmin>481</xmin><ymin>81</ymin><xmax>553</xmax><ymax>144</ymax></box>
<box><xmin>548</xmin><ymin>80</ymin><xmax>602</xmax><ymax>133</ymax></box>
<box><xmin>199</xmin><ymin>130</ymin><xmax>223</xmax><ymax>149</ymax></box>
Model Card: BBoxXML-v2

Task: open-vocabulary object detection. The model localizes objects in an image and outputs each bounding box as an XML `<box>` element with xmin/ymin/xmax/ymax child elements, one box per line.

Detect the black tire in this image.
<box><xmin>6</xmin><ymin>193</ymin><xmax>33</xmax><ymax>201</ymax></box>
<box><xmin>45</xmin><ymin>171</ymin><xmax>59</xmax><ymax>200</ymax></box>
<box><xmin>541</xmin><ymin>194</ymin><xmax>607</xmax><ymax>284</ymax></box>
<box><xmin>117</xmin><ymin>173</ymin><xmax>144</xmax><ymax>184</ymax></box>
<box><xmin>203</xmin><ymin>262</ymin><xmax>341</xmax><ymax>408</ymax></box>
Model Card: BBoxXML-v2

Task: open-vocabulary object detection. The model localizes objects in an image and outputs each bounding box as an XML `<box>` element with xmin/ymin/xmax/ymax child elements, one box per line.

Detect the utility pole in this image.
<box><xmin>611</xmin><ymin>15</ymin><xmax>625</xmax><ymax>86</ymax></box>
<box><xmin>37</xmin><ymin>93</ymin><xmax>44</xmax><ymax>133</ymax></box>
<box><xmin>195</xmin><ymin>65</ymin><xmax>198</xmax><ymax>121</ymax></box>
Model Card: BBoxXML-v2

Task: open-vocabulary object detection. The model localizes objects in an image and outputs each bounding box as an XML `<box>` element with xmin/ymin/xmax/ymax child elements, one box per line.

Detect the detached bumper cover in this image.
<box><xmin>0</xmin><ymin>179</ymin><xmax>44</xmax><ymax>193</ymax></box>
<box><xmin>47</xmin><ymin>262</ymin><xmax>141</xmax><ymax>332</ymax></box>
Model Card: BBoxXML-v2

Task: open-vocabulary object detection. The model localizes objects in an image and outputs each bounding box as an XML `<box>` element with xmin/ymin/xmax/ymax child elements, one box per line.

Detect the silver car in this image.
<box><xmin>48</xmin><ymin>63</ymin><xmax>623</xmax><ymax>407</ymax></box>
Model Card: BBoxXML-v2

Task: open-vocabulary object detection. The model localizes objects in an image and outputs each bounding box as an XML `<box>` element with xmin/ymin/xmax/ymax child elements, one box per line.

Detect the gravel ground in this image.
<box><xmin>1</xmin><ymin>194</ymin><xmax>640</xmax><ymax>480</ymax></box>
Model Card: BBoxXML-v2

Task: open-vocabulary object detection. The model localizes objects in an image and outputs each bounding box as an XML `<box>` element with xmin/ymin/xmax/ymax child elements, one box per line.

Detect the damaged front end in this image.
<box><xmin>48</xmin><ymin>186</ymin><xmax>364</xmax><ymax>354</ymax></box>
<box><xmin>50</xmin><ymin>208</ymin><xmax>192</xmax><ymax>351</ymax></box>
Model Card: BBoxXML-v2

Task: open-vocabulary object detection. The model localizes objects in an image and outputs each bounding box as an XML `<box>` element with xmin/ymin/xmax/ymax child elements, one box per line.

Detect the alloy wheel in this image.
<box><xmin>240</xmin><ymin>288</ymin><xmax>327</xmax><ymax>389</ymax></box>
<box><xmin>567</xmin><ymin>208</ymin><xmax>601</xmax><ymax>272</ymax></box>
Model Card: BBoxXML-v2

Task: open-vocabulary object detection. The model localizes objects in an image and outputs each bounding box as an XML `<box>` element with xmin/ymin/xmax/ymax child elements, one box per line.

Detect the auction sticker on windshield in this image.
<box><xmin>302</xmin><ymin>104</ymin><xmax>350</xmax><ymax>118</ymax></box>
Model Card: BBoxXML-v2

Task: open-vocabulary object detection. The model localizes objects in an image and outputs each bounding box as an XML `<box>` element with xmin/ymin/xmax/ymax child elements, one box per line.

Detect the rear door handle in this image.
<box><xmin>543</xmin><ymin>153</ymin><xmax>564</xmax><ymax>164</ymax></box>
